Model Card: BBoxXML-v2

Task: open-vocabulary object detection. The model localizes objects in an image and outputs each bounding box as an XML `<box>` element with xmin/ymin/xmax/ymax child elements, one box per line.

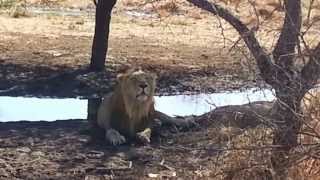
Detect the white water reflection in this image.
<box><xmin>0</xmin><ymin>88</ymin><xmax>275</xmax><ymax>122</ymax></box>
<box><xmin>0</xmin><ymin>97</ymin><xmax>87</xmax><ymax>122</ymax></box>
<box><xmin>155</xmin><ymin>88</ymin><xmax>275</xmax><ymax>116</ymax></box>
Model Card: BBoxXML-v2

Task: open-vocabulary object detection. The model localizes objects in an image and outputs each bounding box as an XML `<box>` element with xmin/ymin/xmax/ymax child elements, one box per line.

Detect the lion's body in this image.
<box><xmin>97</xmin><ymin>69</ymin><xmax>157</xmax><ymax>145</ymax></box>
<box><xmin>97</xmin><ymin>86</ymin><xmax>155</xmax><ymax>138</ymax></box>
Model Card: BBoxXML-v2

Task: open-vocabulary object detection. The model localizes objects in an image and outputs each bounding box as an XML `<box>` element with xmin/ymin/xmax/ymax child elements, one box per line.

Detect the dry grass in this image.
<box><xmin>301</xmin><ymin>87</ymin><xmax>320</xmax><ymax>145</ymax></box>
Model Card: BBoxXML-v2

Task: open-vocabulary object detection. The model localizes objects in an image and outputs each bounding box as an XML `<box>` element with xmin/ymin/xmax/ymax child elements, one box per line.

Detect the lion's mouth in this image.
<box><xmin>136</xmin><ymin>91</ymin><xmax>149</xmax><ymax>101</ymax></box>
<box><xmin>137</xmin><ymin>92</ymin><xmax>147</xmax><ymax>97</ymax></box>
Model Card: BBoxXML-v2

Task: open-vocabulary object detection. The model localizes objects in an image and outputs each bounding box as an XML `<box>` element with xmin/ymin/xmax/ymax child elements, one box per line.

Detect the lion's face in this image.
<box><xmin>118</xmin><ymin>70</ymin><xmax>156</xmax><ymax>102</ymax></box>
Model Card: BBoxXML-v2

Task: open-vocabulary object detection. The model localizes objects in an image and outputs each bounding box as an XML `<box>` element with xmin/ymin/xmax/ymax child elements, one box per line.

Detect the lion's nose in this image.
<box><xmin>139</xmin><ymin>83</ymin><xmax>148</xmax><ymax>89</ymax></box>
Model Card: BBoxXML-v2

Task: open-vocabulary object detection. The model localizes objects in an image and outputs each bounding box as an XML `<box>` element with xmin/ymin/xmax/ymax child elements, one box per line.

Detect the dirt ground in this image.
<box><xmin>0</xmin><ymin>0</ymin><xmax>288</xmax><ymax>97</ymax></box>
<box><xmin>1</xmin><ymin>0</ymin><xmax>319</xmax><ymax>97</ymax></box>
<box><xmin>0</xmin><ymin>118</ymin><xmax>255</xmax><ymax>180</ymax></box>
<box><xmin>0</xmin><ymin>102</ymin><xmax>276</xmax><ymax>179</ymax></box>
<box><xmin>0</xmin><ymin>0</ymin><xmax>320</xmax><ymax>179</ymax></box>
<box><xmin>0</xmin><ymin>102</ymin><xmax>318</xmax><ymax>179</ymax></box>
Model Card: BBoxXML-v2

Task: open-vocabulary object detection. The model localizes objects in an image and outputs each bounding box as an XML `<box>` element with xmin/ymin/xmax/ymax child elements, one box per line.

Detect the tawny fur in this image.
<box><xmin>97</xmin><ymin>69</ymin><xmax>156</xmax><ymax>144</ymax></box>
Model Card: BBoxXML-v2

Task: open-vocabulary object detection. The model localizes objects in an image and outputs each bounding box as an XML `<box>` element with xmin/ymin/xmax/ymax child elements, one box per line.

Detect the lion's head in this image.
<box><xmin>97</xmin><ymin>68</ymin><xmax>157</xmax><ymax>143</ymax></box>
<box><xmin>113</xmin><ymin>68</ymin><xmax>157</xmax><ymax>122</ymax></box>
<box><xmin>117</xmin><ymin>68</ymin><xmax>156</xmax><ymax>103</ymax></box>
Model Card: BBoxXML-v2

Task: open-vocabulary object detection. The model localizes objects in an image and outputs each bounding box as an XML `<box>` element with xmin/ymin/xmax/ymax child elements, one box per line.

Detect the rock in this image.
<box><xmin>31</xmin><ymin>151</ymin><xmax>45</xmax><ymax>157</ymax></box>
<box><xmin>17</xmin><ymin>147</ymin><xmax>31</xmax><ymax>153</ymax></box>
<box><xmin>86</xmin><ymin>150</ymin><xmax>104</xmax><ymax>158</ymax></box>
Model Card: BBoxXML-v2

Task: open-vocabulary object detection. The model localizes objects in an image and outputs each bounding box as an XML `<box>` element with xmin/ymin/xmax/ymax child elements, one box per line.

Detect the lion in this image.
<box><xmin>97</xmin><ymin>68</ymin><xmax>193</xmax><ymax>145</ymax></box>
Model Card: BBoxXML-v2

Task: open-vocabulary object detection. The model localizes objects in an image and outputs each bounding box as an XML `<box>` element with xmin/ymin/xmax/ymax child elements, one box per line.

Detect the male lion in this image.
<box><xmin>97</xmin><ymin>68</ymin><xmax>192</xmax><ymax>145</ymax></box>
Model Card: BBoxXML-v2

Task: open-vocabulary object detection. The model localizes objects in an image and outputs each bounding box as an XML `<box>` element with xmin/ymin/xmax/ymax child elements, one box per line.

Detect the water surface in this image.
<box><xmin>155</xmin><ymin>88</ymin><xmax>275</xmax><ymax>116</ymax></box>
<box><xmin>0</xmin><ymin>88</ymin><xmax>275</xmax><ymax>122</ymax></box>
<box><xmin>0</xmin><ymin>97</ymin><xmax>87</xmax><ymax>121</ymax></box>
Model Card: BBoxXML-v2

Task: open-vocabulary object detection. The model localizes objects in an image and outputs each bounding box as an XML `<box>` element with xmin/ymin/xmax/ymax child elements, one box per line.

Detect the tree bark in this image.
<box><xmin>90</xmin><ymin>0</ymin><xmax>117</xmax><ymax>71</ymax></box>
<box><xmin>273</xmin><ymin>0</ymin><xmax>301</xmax><ymax>68</ymax></box>
<box><xmin>87</xmin><ymin>98</ymin><xmax>104</xmax><ymax>139</ymax></box>
<box><xmin>270</xmin><ymin>99</ymin><xmax>302</xmax><ymax>178</ymax></box>
<box><xmin>301</xmin><ymin>42</ymin><xmax>320</xmax><ymax>88</ymax></box>
<box><xmin>269</xmin><ymin>1</ymin><xmax>303</xmax><ymax>178</ymax></box>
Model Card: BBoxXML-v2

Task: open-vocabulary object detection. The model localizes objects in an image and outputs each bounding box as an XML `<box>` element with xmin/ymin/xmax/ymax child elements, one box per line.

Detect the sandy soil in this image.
<box><xmin>1</xmin><ymin>0</ymin><xmax>319</xmax><ymax>97</ymax></box>
<box><xmin>0</xmin><ymin>0</ymin><xmax>287</xmax><ymax>97</ymax></box>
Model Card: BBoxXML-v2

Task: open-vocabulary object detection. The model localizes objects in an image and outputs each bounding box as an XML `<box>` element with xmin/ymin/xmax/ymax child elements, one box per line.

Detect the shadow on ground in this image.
<box><xmin>0</xmin><ymin>102</ymin><xmax>282</xmax><ymax>179</ymax></box>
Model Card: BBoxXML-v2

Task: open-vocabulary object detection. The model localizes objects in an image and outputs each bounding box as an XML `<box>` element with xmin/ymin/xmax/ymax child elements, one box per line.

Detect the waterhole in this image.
<box><xmin>0</xmin><ymin>88</ymin><xmax>275</xmax><ymax>122</ymax></box>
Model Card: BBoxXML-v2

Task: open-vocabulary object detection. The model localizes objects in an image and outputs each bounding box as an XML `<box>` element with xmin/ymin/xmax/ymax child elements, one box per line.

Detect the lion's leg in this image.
<box><xmin>136</xmin><ymin>128</ymin><xmax>152</xmax><ymax>144</ymax></box>
<box><xmin>97</xmin><ymin>95</ymin><xmax>126</xmax><ymax>145</ymax></box>
<box><xmin>105</xmin><ymin>128</ymin><xmax>126</xmax><ymax>146</ymax></box>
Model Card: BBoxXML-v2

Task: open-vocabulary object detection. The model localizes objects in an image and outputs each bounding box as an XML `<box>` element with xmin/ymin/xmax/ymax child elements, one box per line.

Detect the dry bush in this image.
<box><xmin>26</xmin><ymin>0</ymin><xmax>66</xmax><ymax>5</ymax></box>
<box><xmin>0</xmin><ymin>0</ymin><xmax>16</xmax><ymax>8</ymax></box>
<box><xmin>287</xmin><ymin>141</ymin><xmax>320</xmax><ymax>180</ymax></box>
<box><xmin>208</xmin><ymin>125</ymin><xmax>275</xmax><ymax>179</ymax></box>
<box><xmin>9</xmin><ymin>0</ymin><xmax>29</xmax><ymax>18</ymax></box>
<box><xmin>121</xmin><ymin>0</ymin><xmax>146</xmax><ymax>7</ymax></box>
<box><xmin>219</xmin><ymin>0</ymin><xmax>242</xmax><ymax>12</ymax></box>
<box><xmin>300</xmin><ymin>86</ymin><xmax>320</xmax><ymax>145</ymax></box>
<box><xmin>204</xmin><ymin>118</ymin><xmax>320</xmax><ymax>179</ymax></box>
<box><xmin>152</xmin><ymin>0</ymin><xmax>180</xmax><ymax>17</ymax></box>
<box><xmin>289</xmin><ymin>158</ymin><xmax>320</xmax><ymax>180</ymax></box>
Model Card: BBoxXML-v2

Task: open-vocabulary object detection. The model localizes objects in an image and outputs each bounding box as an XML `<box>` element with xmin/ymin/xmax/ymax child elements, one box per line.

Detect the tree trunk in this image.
<box><xmin>269</xmin><ymin>1</ymin><xmax>303</xmax><ymax>178</ymax></box>
<box><xmin>90</xmin><ymin>0</ymin><xmax>117</xmax><ymax>71</ymax></box>
<box><xmin>270</xmin><ymin>96</ymin><xmax>302</xmax><ymax>178</ymax></box>
<box><xmin>87</xmin><ymin>98</ymin><xmax>104</xmax><ymax>139</ymax></box>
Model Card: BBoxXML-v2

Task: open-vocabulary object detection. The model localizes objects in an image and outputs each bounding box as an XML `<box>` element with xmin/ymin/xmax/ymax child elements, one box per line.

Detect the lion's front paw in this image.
<box><xmin>136</xmin><ymin>128</ymin><xmax>151</xmax><ymax>144</ymax></box>
<box><xmin>106</xmin><ymin>129</ymin><xmax>126</xmax><ymax>146</ymax></box>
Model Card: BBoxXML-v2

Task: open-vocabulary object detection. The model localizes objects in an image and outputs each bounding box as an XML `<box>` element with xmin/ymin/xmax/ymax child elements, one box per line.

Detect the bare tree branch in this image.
<box><xmin>92</xmin><ymin>0</ymin><xmax>97</xmax><ymax>6</ymax></box>
<box><xmin>273</xmin><ymin>0</ymin><xmax>302</xmax><ymax>68</ymax></box>
<box><xmin>306</xmin><ymin>0</ymin><xmax>315</xmax><ymax>25</ymax></box>
<box><xmin>185</xmin><ymin>0</ymin><xmax>276</xmax><ymax>85</ymax></box>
